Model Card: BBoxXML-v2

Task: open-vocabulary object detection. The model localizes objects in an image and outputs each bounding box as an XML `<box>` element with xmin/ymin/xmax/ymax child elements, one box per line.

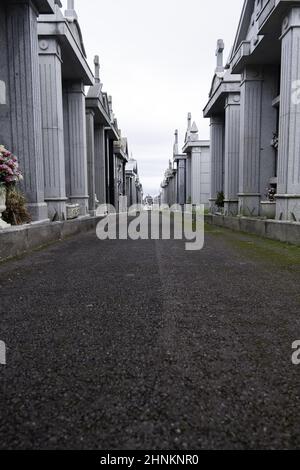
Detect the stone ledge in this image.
<box><xmin>205</xmin><ymin>215</ymin><xmax>300</xmax><ymax>245</ymax></box>
<box><xmin>0</xmin><ymin>216</ymin><xmax>102</xmax><ymax>263</ymax></box>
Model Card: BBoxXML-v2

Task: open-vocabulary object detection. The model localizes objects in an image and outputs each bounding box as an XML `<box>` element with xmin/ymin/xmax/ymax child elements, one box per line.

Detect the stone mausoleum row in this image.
<box><xmin>160</xmin><ymin>0</ymin><xmax>300</xmax><ymax>224</ymax></box>
<box><xmin>204</xmin><ymin>0</ymin><xmax>300</xmax><ymax>222</ymax></box>
<box><xmin>0</xmin><ymin>0</ymin><xmax>143</xmax><ymax>224</ymax></box>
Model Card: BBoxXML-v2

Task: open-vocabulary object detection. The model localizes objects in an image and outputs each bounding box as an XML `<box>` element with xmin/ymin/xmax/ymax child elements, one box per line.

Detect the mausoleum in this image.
<box><xmin>205</xmin><ymin>0</ymin><xmax>300</xmax><ymax>222</ymax></box>
<box><xmin>160</xmin><ymin>115</ymin><xmax>211</xmax><ymax>208</ymax></box>
<box><xmin>0</xmin><ymin>0</ymin><xmax>142</xmax><ymax>231</ymax></box>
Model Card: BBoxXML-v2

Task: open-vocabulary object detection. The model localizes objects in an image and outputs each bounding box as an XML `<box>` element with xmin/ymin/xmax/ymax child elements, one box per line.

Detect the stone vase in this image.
<box><xmin>0</xmin><ymin>185</ymin><xmax>11</xmax><ymax>229</ymax></box>
<box><xmin>260</xmin><ymin>201</ymin><xmax>276</xmax><ymax>220</ymax></box>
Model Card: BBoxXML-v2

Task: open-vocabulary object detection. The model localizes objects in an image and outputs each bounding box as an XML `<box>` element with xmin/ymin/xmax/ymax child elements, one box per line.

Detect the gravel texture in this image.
<box><xmin>0</xmin><ymin>224</ymin><xmax>300</xmax><ymax>450</ymax></box>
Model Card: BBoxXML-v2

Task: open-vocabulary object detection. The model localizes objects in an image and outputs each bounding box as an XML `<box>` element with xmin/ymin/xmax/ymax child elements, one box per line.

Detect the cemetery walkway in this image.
<box><xmin>0</xmin><ymin>225</ymin><xmax>300</xmax><ymax>449</ymax></box>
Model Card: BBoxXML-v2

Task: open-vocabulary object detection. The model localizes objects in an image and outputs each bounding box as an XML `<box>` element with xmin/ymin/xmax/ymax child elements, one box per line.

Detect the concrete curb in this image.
<box><xmin>205</xmin><ymin>214</ymin><xmax>300</xmax><ymax>245</ymax></box>
<box><xmin>0</xmin><ymin>216</ymin><xmax>102</xmax><ymax>262</ymax></box>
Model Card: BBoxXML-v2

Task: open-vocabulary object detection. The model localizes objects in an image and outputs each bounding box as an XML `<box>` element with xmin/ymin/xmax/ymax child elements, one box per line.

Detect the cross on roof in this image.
<box><xmin>215</xmin><ymin>39</ymin><xmax>225</xmax><ymax>73</ymax></box>
<box><xmin>94</xmin><ymin>55</ymin><xmax>100</xmax><ymax>83</ymax></box>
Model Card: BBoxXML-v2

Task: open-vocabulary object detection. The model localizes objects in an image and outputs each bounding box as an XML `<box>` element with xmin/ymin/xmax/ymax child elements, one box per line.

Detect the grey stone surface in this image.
<box><xmin>0</xmin><ymin>216</ymin><xmax>102</xmax><ymax>263</ymax></box>
<box><xmin>205</xmin><ymin>214</ymin><xmax>300</xmax><ymax>246</ymax></box>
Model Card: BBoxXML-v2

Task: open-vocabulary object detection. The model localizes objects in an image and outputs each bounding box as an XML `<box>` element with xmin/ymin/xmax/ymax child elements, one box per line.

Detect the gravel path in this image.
<box><xmin>0</xmin><ymin>225</ymin><xmax>300</xmax><ymax>450</ymax></box>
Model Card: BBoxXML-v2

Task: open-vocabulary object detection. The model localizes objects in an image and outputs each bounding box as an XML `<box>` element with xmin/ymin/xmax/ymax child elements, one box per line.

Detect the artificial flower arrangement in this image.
<box><xmin>0</xmin><ymin>145</ymin><xmax>30</xmax><ymax>226</ymax></box>
<box><xmin>266</xmin><ymin>186</ymin><xmax>277</xmax><ymax>202</ymax></box>
<box><xmin>0</xmin><ymin>145</ymin><xmax>23</xmax><ymax>186</ymax></box>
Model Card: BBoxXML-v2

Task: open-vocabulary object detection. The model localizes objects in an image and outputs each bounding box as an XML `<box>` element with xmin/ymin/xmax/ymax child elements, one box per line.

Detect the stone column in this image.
<box><xmin>104</xmin><ymin>131</ymin><xmax>114</xmax><ymax>205</ymax></box>
<box><xmin>277</xmin><ymin>8</ymin><xmax>300</xmax><ymax>221</ymax></box>
<box><xmin>39</xmin><ymin>38</ymin><xmax>67</xmax><ymax>221</ymax></box>
<box><xmin>108</xmin><ymin>139</ymin><xmax>115</xmax><ymax>206</ymax></box>
<box><xmin>4</xmin><ymin>1</ymin><xmax>48</xmax><ymax>221</ymax></box>
<box><xmin>63</xmin><ymin>81</ymin><xmax>89</xmax><ymax>216</ymax></box>
<box><xmin>177</xmin><ymin>158</ymin><xmax>186</xmax><ymax>205</ymax></box>
<box><xmin>86</xmin><ymin>109</ymin><xmax>96</xmax><ymax>215</ymax></box>
<box><xmin>238</xmin><ymin>66</ymin><xmax>263</xmax><ymax>217</ymax></box>
<box><xmin>94</xmin><ymin>125</ymin><xmax>106</xmax><ymax>204</ymax></box>
<box><xmin>186</xmin><ymin>156</ymin><xmax>192</xmax><ymax>203</ymax></box>
<box><xmin>224</xmin><ymin>93</ymin><xmax>240</xmax><ymax>216</ymax></box>
<box><xmin>209</xmin><ymin>116</ymin><xmax>224</xmax><ymax>213</ymax></box>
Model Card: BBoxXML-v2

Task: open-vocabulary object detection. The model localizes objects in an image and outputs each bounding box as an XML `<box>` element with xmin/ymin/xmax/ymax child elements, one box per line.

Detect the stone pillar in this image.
<box><xmin>172</xmin><ymin>173</ymin><xmax>177</xmax><ymax>205</ymax></box>
<box><xmin>259</xmin><ymin>66</ymin><xmax>279</xmax><ymax>196</ymax></box>
<box><xmin>63</xmin><ymin>81</ymin><xmax>89</xmax><ymax>216</ymax></box>
<box><xmin>94</xmin><ymin>125</ymin><xmax>106</xmax><ymax>204</ymax></box>
<box><xmin>224</xmin><ymin>93</ymin><xmax>240</xmax><ymax>216</ymax></box>
<box><xmin>3</xmin><ymin>1</ymin><xmax>48</xmax><ymax>221</ymax></box>
<box><xmin>104</xmin><ymin>131</ymin><xmax>114</xmax><ymax>205</ymax></box>
<box><xmin>39</xmin><ymin>38</ymin><xmax>67</xmax><ymax>221</ymax></box>
<box><xmin>177</xmin><ymin>158</ymin><xmax>186</xmax><ymax>205</ymax></box>
<box><xmin>186</xmin><ymin>156</ymin><xmax>192</xmax><ymax>202</ymax></box>
<box><xmin>86</xmin><ymin>109</ymin><xmax>96</xmax><ymax>215</ymax></box>
<box><xmin>209</xmin><ymin>116</ymin><xmax>224</xmax><ymax>212</ymax></box>
<box><xmin>277</xmin><ymin>8</ymin><xmax>300</xmax><ymax>221</ymax></box>
<box><xmin>238</xmin><ymin>66</ymin><xmax>263</xmax><ymax>217</ymax></box>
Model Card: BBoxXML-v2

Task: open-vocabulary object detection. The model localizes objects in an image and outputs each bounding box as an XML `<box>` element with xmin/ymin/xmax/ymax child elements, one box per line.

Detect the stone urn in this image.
<box><xmin>260</xmin><ymin>201</ymin><xmax>276</xmax><ymax>220</ymax></box>
<box><xmin>0</xmin><ymin>185</ymin><xmax>11</xmax><ymax>229</ymax></box>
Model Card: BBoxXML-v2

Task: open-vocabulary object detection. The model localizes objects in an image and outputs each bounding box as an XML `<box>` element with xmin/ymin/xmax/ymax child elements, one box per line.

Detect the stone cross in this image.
<box><xmin>173</xmin><ymin>129</ymin><xmax>179</xmax><ymax>156</ymax></box>
<box><xmin>65</xmin><ymin>0</ymin><xmax>78</xmax><ymax>20</ymax></box>
<box><xmin>215</xmin><ymin>39</ymin><xmax>225</xmax><ymax>73</ymax></box>
<box><xmin>94</xmin><ymin>55</ymin><xmax>100</xmax><ymax>83</ymax></box>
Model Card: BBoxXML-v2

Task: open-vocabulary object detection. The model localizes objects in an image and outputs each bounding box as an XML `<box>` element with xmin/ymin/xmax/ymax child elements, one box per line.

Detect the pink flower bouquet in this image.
<box><xmin>0</xmin><ymin>145</ymin><xmax>23</xmax><ymax>187</ymax></box>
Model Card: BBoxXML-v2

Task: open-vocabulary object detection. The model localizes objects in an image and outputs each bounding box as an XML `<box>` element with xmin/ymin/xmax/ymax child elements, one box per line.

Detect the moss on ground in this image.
<box><xmin>205</xmin><ymin>223</ymin><xmax>300</xmax><ymax>271</ymax></box>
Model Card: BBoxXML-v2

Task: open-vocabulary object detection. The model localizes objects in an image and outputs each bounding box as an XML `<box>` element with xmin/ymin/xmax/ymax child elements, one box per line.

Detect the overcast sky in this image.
<box><xmin>62</xmin><ymin>0</ymin><xmax>244</xmax><ymax>196</ymax></box>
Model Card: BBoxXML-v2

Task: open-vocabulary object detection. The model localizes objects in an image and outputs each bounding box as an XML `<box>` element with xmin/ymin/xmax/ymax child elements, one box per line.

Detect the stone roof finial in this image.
<box><xmin>215</xmin><ymin>39</ymin><xmax>225</xmax><ymax>73</ymax></box>
<box><xmin>108</xmin><ymin>95</ymin><xmax>115</xmax><ymax>121</ymax></box>
<box><xmin>187</xmin><ymin>113</ymin><xmax>192</xmax><ymax>131</ymax></box>
<box><xmin>190</xmin><ymin>121</ymin><xmax>199</xmax><ymax>141</ymax></box>
<box><xmin>185</xmin><ymin>112</ymin><xmax>192</xmax><ymax>142</ymax></box>
<box><xmin>65</xmin><ymin>0</ymin><xmax>78</xmax><ymax>21</ymax></box>
<box><xmin>94</xmin><ymin>55</ymin><xmax>100</xmax><ymax>83</ymax></box>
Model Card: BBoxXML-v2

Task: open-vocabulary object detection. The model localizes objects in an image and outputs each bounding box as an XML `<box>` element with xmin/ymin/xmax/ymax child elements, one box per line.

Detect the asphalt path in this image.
<box><xmin>0</xmin><ymin>223</ymin><xmax>300</xmax><ymax>449</ymax></box>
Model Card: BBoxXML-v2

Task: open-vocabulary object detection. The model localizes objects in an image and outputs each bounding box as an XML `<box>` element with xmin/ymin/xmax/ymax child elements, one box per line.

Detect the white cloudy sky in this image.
<box><xmin>62</xmin><ymin>0</ymin><xmax>244</xmax><ymax>196</ymax></box>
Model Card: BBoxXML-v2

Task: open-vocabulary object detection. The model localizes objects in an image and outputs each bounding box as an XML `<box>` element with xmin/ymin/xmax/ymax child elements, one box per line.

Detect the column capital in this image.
<box><xmin>86</xmin><ymin>108</ymin><xmax>95</xmax><ymax>117</ymax></box>
<box><xmin>64</xmin><ymin>80</ymin><xmax>85</xmax><ymax>94</ymax></box>
<box><xmin>210</xmin><ymin>115</ymin><xmax>224</xmax><ymax>126</ymax></box>
<box><xmin>281</xmin><ymin>7</ymin><xmax>300</xmax><ymax>39</ymax></box>
<box><xmin>225</xmin><ymin>93</ymin><xmax>241</xmax><ymax>108</ymax></box>
<box><xmin>241</xmin><ymin>65</ymin><xmax>264</xmax><ymax>83</ymax></box>
<box><xmin>38</xmin><ymin>38</ymin><xmax>62</xmax><ymax>61</ymax></box>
